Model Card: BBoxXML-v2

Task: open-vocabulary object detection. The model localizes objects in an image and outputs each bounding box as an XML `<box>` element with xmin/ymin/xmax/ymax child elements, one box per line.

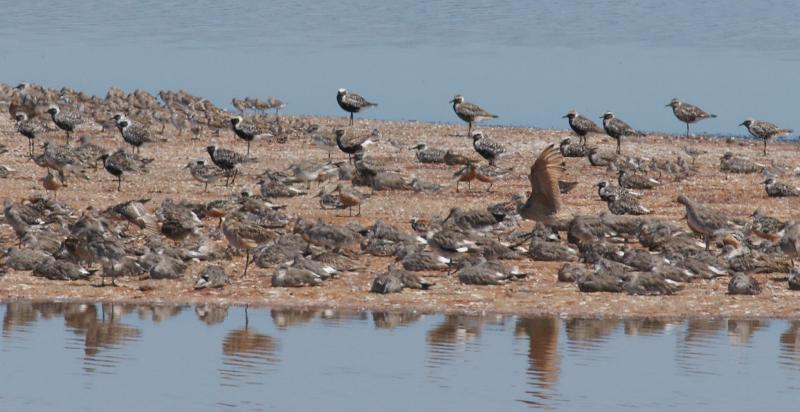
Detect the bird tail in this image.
<box><xmin>709</xmin><ymin>114</ymin><xmax>717</xmax><ymax>118</ymax></box>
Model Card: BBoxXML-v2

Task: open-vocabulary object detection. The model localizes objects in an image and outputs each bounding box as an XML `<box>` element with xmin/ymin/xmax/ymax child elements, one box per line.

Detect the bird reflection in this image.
<box><xmin>565</xmin><ymin>318</ymin><xmax>619</xmax><ymax>350</ymax></box>
<box><xmin>372</xmin><ymin>311</ymin><xmax>422</xmax><ymax>329</ymax></box>
<box><xmin>727</xmin><ymin>319</ymin><xmax>768</xmax><ymax>345</ymax></box>
<box><xmin>195</xmin><ymin>304</ymin><xmax>229</xmax><ymax>325</ymax></box>
<box><xmin>270</xmin><ymin>308</ymin><xmax>319</xmax><ymax>329</ymax></box>
<box><xmin>2</xmin><ymin>302</ymin><xmax>40</xmax><ymax>336</ymax></box>
<box><xmin>426</xmin><ymin>315</ymin><xmax>485</xmax><ymax>370</ymax></box>
<box><xmin>136</xmin><ymin>305</ymin><xmax>183</xmax><ymax>322</ymax></box>
<box><xmin>779</xmin><ymin>321</ymin><xmax>800</xmax><ymax>369</ymax></box>
<box><xmin>676</xmin><ymin>319</ymin><xmax>724</xmax><ymax>376</ymax></box>
<box><xmin>219</xmin><ymin>306</ymin><xmax>279</xmax><ymax>386</ymax></box>
<box><xmin>514</xmin><ymin>317</ymin><xmax>560</xmax><ymax>408</ymax></box>
<box><xmin>624</xmin><ymin>319</ymin><xmax>678</xmax><ymax>336</ymax></box>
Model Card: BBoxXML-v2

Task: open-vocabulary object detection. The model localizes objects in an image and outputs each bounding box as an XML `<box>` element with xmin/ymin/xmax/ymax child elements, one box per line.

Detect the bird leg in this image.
<box><xmin>117</xmin><ymin>176</ymin><xmax>122</xmax><ymax>191</ymax></box>
<box><xmin>204</xmin><ymin>182</ymin><xmax>208</xmax><ymax>192</ymax></box>
<box><xmin>704</xmin><ymin>235</ymin><xmax>710</xmax><ymax>251</ymax></box>
<box><xmin>763</xmin><ymin>139</ymin><xmax>767</xmax><ymax>156</ymax></box>
<box><xmin>357</xmin><ymin>204</ymin><xmax>361</xmax><ymax>216</ymax></box>
<box><xmin>243</xmin><ymin>250</ymin><xmax>251</xmax><ymax>277</ymax></box>
<box><xmin>616</xmin><ymin>139</ymin><xmax>621</xmax><ymax>155</ymax></box>
<box><xmin>349</xmin><ymin>112</ymin><xmax>354</xmax><ymax>126</ymax></box>
<box><xmin>686</xmin><ymin>123</ymin><xmax>690</xmax><ymax>138</ymax></box>
<box><xmin>246</xmin><ymin>141</ymin><xmax>251</xmax><ymax>158</ymax></box>
<box><xmin>467</xmin><ymin>122</ymin><xmax>472</xmax><ymax>138</ymax></box>
<box><xmin>456</xmin><ymin>181</ymin><xmax>460</xmax><ymax>193</ymax></box>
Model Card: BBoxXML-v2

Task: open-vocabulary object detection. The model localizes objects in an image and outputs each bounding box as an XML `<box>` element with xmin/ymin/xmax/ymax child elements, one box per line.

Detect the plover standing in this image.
<box><xmin>47</xmin><ymin>105</ymin><xmax>84</xmax><ymax>144</ymax></box>
<box><xmin>336</xmin><ymin>89</ymin><xmax>377</xmax><ymax>125</ymax></box>
<box><xmin>113</xmin><ymin>114</ymin><xmax>153</xmax><ymax>154</ymax></box>
<box><xmin>185</xmin><ymin>160</ymin><xmax>227</xmax><ymax>192</ymax></box>
<box><xmin>15</xmin><ymin>112</ymin><xmax>46</xmax><ymax>157</ymax></box>
<box><xmin>471</xmin><ymin>131</ymin><xmax>505</xmax><ymax>165</ymax></box>
<box><xmin>563</xmin><ymin>110</ymin><xmax>602</xmax><ymax>145</ymax></box>
<box><xmin>230</xmin><ymin>116</ymin><xmax>271</xmax><ymax>157</ymax></box>
<box><xmin>739</xmin><ymin>118</ymin><xmax>793</xmax><ymax>156</ymax></box>
<box><xmin>601</xmin><ymin>112</ymin><xmax>644</xmax><ymax>155</ymax></box>
<box><xmin>207</xmin><ymin>145</ymin><xmax>245</xmax><ymax>186</ymax></box>
<box><xmin>450</xmin><ymin>95</ymin><xmax>497</xmax><ymax>137</ymax></box>
<box><xmin>666</xmin><ymin>98</ymin><xmax>716</xmax><ymax>137</ymax></box>
<box><xmin>335</xmin><ymin>128</ymin><xmax>377</xmax><ymax>163</ymax></box>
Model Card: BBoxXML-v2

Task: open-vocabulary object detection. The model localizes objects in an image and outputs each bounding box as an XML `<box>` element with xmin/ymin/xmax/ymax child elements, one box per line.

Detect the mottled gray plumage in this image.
<box><xmin>15</xmin><ymin>112</ymin><xmax>46</xmax><ymax>156</ymax></box>
<box><xmin>471</xmin><ymin>131</ymin><xmax>505</xmax><ymax>165</ymax></box>
<box><xmin>624</xmin><ymin>272</ymin><xmax>683</xmax><ymax>296</ymax></box>
<box><xmin>271</xmin><ymin>266</ymin><xmax>324</xmax><ymax>287</ymax></box>
<box><xmin>728</xmin><ymin>272</ymin><xmax>761</xmax><ymax>295</ymax></box>
<box><xmin>371</xmin><ymin>266</ymin><xmax>433</xmax><ymax>294</ymax></box>
<box><xmin>763</xmin><ymin>178</ymin><xmax>800</xmax><ymax>197</ymax></box>
<box><xmin>559</xmin><ymin>137</ymin><xmax>593</xmax><ymax>158</ymax></box>
<box><xmin>618</xmin><ymin>169</ymin><xmax>659</xmax><ymax>190</ymax></box>
<box><xmin>194</xmin><ymin>265</ymin><xmax>231</xmax><ymax>289</ymax></box>
<box><xmin>719</xmin><ymin>152</ymin><xmax>764</xmax><ymax>174</ymax></box>
<box><xmin>114</xmin><ymin>114</ymin><xmax>153</xmax><ymax>153</ymax></box>
<box><xmin>451</xmin><ymin>95</ymin><xmax>497</xmax><ymax>136</ymax></box>
<box><xmin>740</xmin><ymin>118</ymin><xmax>793</xmax><ymax>156</ymax></box>
<box><xmin>337</xmin><ymin>89</ymin><xmax>377</xmax><ymax>125</ymax></box>
<box><xmin>605</xmin><ymin>193</ymin><xmax>651</xmax><ymax>216</ymax></box>
<box><xmin>47</xmin><ymin>105</ymin><xmax>84</xmax><ymax>143</ymax></box>
<box><xmin>563</xmin><ymin>110</ymin><xmax>602</xmax><ymax>145</ymax></box>
<box><xmin>667</xmin><ymin>98</ymin><xmax>716</xmax><ymax>137</ymax></box>
<box><xmin>413</xmin><ymin>143</ymin><xmax>446</xmax><ymax>164</ymax></box>
<box><xmin>601</xmin><ymin>112</ymin><xmax>643</xmax><ymax>155</ymax></box>
<box><xmin>230</xmin><ymin>116</ymin><xmax>270</xmax><ymax>156</ymax></box>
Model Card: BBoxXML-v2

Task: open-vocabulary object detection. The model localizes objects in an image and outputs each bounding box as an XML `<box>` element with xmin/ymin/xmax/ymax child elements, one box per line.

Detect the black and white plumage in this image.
<box><xmin>563</xmin><ymin>110</ymin><xmax>602</xmax><ymax>145</ymax></box>
<box><xmin>207</xmin><ymin>145</ymin><xmax>245</xmax><ymax>186</ymax></box>
<box><xmin>763</xmin><ymin>177</ymin><xmax>800</xmax><ymax>197</ymax></box>
<box><xmin>336</xmin><ymin>88</ymin><xmax>377</xmax><ymax>125</ymax></box>
<box><xmin>412</xmin><ymin>143</ymin><xmax>446</xmax><ymax>164</ymax></box>
<box><xmin>15</xmin><ymin>112</ymin><xmax>46</xmax><ymax>157</ymax></box>
<box><xmin>618</xmin><ymin>169</ymin><xmax>660</xmax><ymax>190</ymax></box>
<box><xmin>728</xmin><ymin>273</ymin><xmax>761</xmax><ymax>295</ymax></box>
<box><xmin>596</xmin><ymin>181</ymin><xmax>639</xmax><ymax>202</ymax></box>
<box><xmin>471</xmin><ymin>131</ymin><xmax>505</xmax><ymax>165</ymax></box>
<box><xmin>185</xmin><ymin>160</ymin><xmax>227</xmax><ymax>192</ymax></box>
<box><xmin>739</xmin><ymin>118</ymin><xmax>793</xmax><ymax>156</ymax></box>
<box><xmin>47</xmin><ymin>104</ymin><xmax>84</xmax><ymax>143</ymax></box>
<box><xmin>230</xmin><ymin>116</ymin><xmax>271</xmax><ymax>157</ymax></box>
<box><xmin>99</xmin><ymin>150</ymin><xmax>151</xmax><ymax>191</ymax></box>
<box><xmin>559</xmin><ymin>137</ymin><xmax>593</xmax><ymax>158</ymax></box>
<box><xmin>601</xmin><ymin>112</ymin><xmax>644</xmax><ymax>155</ymax></box>
<box><xmin>450</xmin><ymin>95</ymin><xmax>497</xmax><ymax>137</ymax></box>
<box><xmin>666</xmin><ymin>98</ymin><xmax>716</xmax><ymax>137</ymax></box>
<box><xmin>335</xmin><ymin>128</ymin><xmax>376</xmax><ymax>163</ymax></box>
<box><xmin>113</xmin><ymin>114</ymin><xmax>153</xmax><ymax>154</ymax></box>
<box><xmin>605</xmin><ymin>193</ymin><xmax>651</xmax><ymax>216</ymax></box>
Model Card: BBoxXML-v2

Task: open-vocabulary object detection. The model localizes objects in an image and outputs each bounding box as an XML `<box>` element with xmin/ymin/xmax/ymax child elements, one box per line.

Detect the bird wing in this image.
<box><xmin>574</xmin><ymin>115</ymin><xmax>602</xmax><ymax>133</ymax></box>
<box><xmin>344</xmin><ymin>93</ymin><xmax>375</xmax><ymax>108</ymax></box>
<box><xmin>611</xmin><ymin>118</ymin><xmax>640</xmax><ymax>136</ymax></box>
<box><xmin>459</xmin><ymin>102</ymin><xmax>495</xmax><ymax>118</ymax></box>
<box><xmin>524</xmin><ymin>144</ymin><xmax>564</xmax><ymax>218</ymax></box>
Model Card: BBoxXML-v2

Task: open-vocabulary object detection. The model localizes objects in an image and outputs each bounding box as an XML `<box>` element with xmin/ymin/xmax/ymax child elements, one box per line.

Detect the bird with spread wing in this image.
<box><xmin>518</xmin><ymin>144</ymin><xmax>565</xmax><ymax>225</ymax></box>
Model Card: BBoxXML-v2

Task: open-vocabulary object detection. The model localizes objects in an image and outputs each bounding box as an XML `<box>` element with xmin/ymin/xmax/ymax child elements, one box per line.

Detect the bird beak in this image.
<box><xmin>449</xmin><ymin>99</ymin><xmax>455</xmax><ymax>103</ymax></box>
<box><xmin>738</xmin><ymin>122</ymin><xmax>746</xmax><ymax>126</ymax></box>
<box><xmin>561</xmin><ymin>114</ymin><xmax>568</xmax><ymax>118</ymax></box>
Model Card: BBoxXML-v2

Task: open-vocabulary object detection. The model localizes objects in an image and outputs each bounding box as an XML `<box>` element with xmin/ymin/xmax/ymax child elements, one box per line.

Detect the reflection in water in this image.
<box><xmin>426</xmin><ymin>315</ymin><xmax>486</xmax><ymax>387</ymax></box>
<box><xmin>372</xmin><ymin>311</ymin><xmax>423</xmax><ymax>329</ymax></box>
<box><xmin>727</xmin><ymin>319</ymin><xmax>769</xmax><ymax>346</ymax></box>
<box><xmin>565</xmin><ymin>318</ymin><xmax>619</xmax><ymax>352</ymax></box>
<box><xmin>194</xmin><ymin>304</ymin><xmax>228</xmax><ymax>325</ymax></box>
<box><xmin>219</xmin><ymin>308</ymin><xmax>279</xmax><ymax>387</ymax></box>
<box><xmin>780</xmin><ymin>321</ymin><xmax>800</xmax><ymax>371</ymax></box>
<box><xmin>676</xmin><ymin>319</ymin><xmax>726</xmax><ymax>376</ymax></box>
<box><xmin>136</xmin><ymin>305</ymin><xmax>183</xmax><ymax>322</ymax></box>
<box><xmin>270</xmin><ymin>308</ymin><xmax>319</xmax><ymax>329</ymax></box>
<box><xmin>515</xmin><ymin>317</ymin><xmax>560</xmax><ymax>408</ymax></box>
<box><xmin>624</xmin><ymin>319</ymin><xmax>678</xmax><ymax>336</ymax></box>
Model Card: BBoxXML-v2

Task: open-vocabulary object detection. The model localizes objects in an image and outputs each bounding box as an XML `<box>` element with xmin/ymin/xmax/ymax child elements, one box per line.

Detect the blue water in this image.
<box><xmin>1</xmin><ymin>303</ymin><xmax>799</xmax><ymax>411</ymax></box>
<box><xmin>1</xmin><ymin>1</ymin><xmax>799</xmax><ymax>136</ymax></box>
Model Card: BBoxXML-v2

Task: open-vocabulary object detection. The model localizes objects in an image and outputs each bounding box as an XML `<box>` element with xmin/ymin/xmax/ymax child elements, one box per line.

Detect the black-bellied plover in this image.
<box><xmin>601</xmin><ymin>112</ymin><xmax>643</xmax><ymax>155</ymax></box>
<box><xmin>230</xmin><ymin>116</ymin><xmax>271</xmax><ymax>157</ymax></box>
<box><xmin>596</xmin><ymin>180</ymin><xmax>639</xmax><ymax>202</ymax></box>
<box><xmin>666</xmin><ymin>98</ymin><xmax>716</xmax><ymax>137</ymax></box>
<box><xmin>194</xmin><ymin>265</ymin><xmax>231</xmax><ymax>289</ymax></box>
<box><xmin>518</xmin><ymin>144</ymin><xmax>564</xmax><ymax>224</ymax></box>
<box><xmin>336</xmin><ymin>88</ymin><xmax>377</xmax><ymax>125</ymax></box>
<box><xmin>15</xmin><ymin>112</ymin><xmax>46</xmax><ymax>157</ymax></box>
<box><xmin>471</xmin><ymin>131</ymin><xmax>505</xmax><ymax>165</ymax></box>
<box><xmin>99</xmin><ymin>150</ymin><xmax>151</xmax><ymax>191</ymax></box>
<box><xmin>185</xmin><ymin>160</ymin><xmax>227</xmax><ymax>192</ymax></box>
<box><xmin>450</xmin><ymin>95</ymin><xmax>497</xmax><ymax>137</ymax></box>
<box><xmin>47</xmin><ymin>104</ymin><xmax>84</xmax><ymax>144</ymax></box>
<box><xmin>618</xmin><ymin>169</ymin><xmax>659</xmax><ymax>190</ymax></box>
<box><xmin>763</xmin><ymin>177</ymin><xmax>800</xmax><ymax>197</ymax></box>
<box><xmin>113</xmin><ymin>114</ymin><xmax>153</xmax><ymax>154</ymax></box>
<box><xmin>728</xmin><ymin>273</ymin><xmax>761</xmax><ymax>295</ymax></box>
<box><xmin>335</xmin><ymin>128</ymin><xmax>376</xmax><ymax>163</ymax></box>
<box><xmin>604</xmin><ymin>193</ymin><xmax>651</xmax><ymax>216</ymax></box>
<box><xmin>719</xmin><ymin>152</ymin><xmax>764</xmax><ymax>174</ymax></box>
<box><xmin>739</xmin><ymin>118</ymin><xmax>793</xmax><ymax>156</ymax></box>
<box><xmin>412</xmin><ymin>143</ymin><xmax>447</xmax><ymax>164</ymax></box>
<box><xmin>559</xmin><ymin>137</ymin><xmax>593</xmax><ymax>158</ymax></box>
<box><xmin>563</xmin><ymin>110</ymin><xmax>602</xmax><ymax>145</ymax></box>
<box><xmin>207</xmin><ymin>145</ymin><xmax>245</xmax><ymax>186</ymax></box>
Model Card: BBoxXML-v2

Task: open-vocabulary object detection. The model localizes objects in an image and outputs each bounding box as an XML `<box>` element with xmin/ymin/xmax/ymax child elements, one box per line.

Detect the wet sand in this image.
<box><xmin>2</xmin><ymin>114</ymin><xmax>800</xmax><ymax>319</ymax></box>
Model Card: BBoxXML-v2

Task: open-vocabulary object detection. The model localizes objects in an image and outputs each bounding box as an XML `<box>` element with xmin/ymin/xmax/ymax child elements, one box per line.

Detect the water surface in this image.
<box><xmin>1</xmin><ymin>1</ymin><xmax>799</xmax><ymax>135</ymax></box>
<box><xmin>1</xmin><ymin>302</ymin><xmax>799</xmax><ymax>411</ymax></box>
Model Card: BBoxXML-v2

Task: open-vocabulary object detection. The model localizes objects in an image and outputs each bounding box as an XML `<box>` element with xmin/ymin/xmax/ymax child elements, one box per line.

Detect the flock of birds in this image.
<box><xmin>2</xmin><ymin>81</ymin><xmax>800</xmax><ymax>301</ymax></box>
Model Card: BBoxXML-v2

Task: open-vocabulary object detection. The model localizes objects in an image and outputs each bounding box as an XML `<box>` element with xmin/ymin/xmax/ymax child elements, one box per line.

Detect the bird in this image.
<box><xmin>335</xmin><ymin>128</ymin><xmax>376</xmax><ymax>163</ymax></box>
<box><xmin>676</xmin><ymin>195</ymin><xmax>739</xmax><ymax>250</ymax></box>
<box><xmin>779</xmin><ymin>222</ymin><xmax>800</xmax><ymax>266</ymax></box>
<box><xmin>559</xmin><ymin>137</ymin><xmax>593</xmax><ymax>158</ymax></box>
<box><xmin>271</xmin><ymin>266</ymin><xmax>324</xmax><ymax>287</ymax></box>
<box><xmin>207</xmin><ymin>145</ymin><xmax>245</xmax><ymax>186</ymax></box>
<box><xmin>47</xmin><ymin>104</ymin><xmax>83</xmax><ymax>144</ymax></box>
<box><xmin>601</xmin><ymin>112</ymin><xmax>644</xmax><ymax>155</ymax></box>
<box><xmin>194</xmin><ymin>265</ymin><xmax>231</xmax><ymax>289</ymax></box>
<box><xmin>222</xmin><ymin>212</ymin><xmax>276</xmax><ymax>277</ymax></box>
<box><xmin>336</xmin><ymin>89</ymin><xmax>377</xmax><ymax>125</ymax></box>
<box><xmin>597</xmin><ymin>180</ymin><xmax>639</xmax><ymax>202</ymax></box>
<box><xmin>763</xmin><ymin>177</ymin><xmax>800</xmax><ymax>197</ymax></box>
<box><xmin>230</xmin><ymin>116</ymin><xmax>271</xmax><ymax>157</ymax></box>
<box><xmin>41</xmin><ymin>170</ymin><xmax>64</xmax><ymax>199</ymax></box>
<box><xmin>719</xmin><ymin>152</ymin><xmax>764</xmax><ymax>174</ymax></box>
<box><xmin>604</xmin><ymin>193</ymin><xmax>651</xmax><ymax>216</ymax></box>
<box><xmin>666</xmin><ymin>98</ymin><xmax>716</xmax><ymax>137</ymax></box>
<box><xmin>739</xmin><ymin>118</ymin><xmax>793</xmax><ymax>156</ymax></box>
<box><xmin>103</xmin><ymin>198</ymin><xmax>156</xmax><ymax>233</ymax></box>
<box><xmin>411</xmin><ymin>143</ymin><xmax>446</xmax><ymax>164</ymax></box>
<box><xmin>15</xmin><ymin>112</ymin><xmax>46</xmax><ymax>157</ymax></box>
<box><xmin>453</xmin><ymin>163</ymin><xmax>479</xmax><ymax>192</ymax></box>
<box><xmin>450</xmin><ymin>95</ymin><xmax>497</xmax><ymax>137</ymax></box>
<box><xmin>185</xmin><ymin>160</ymin><xmax>227</xmax><ymax>192</ymax></box>
<box><xmin>333</xmin><ymin>183</ymin><xmax>367</xmax><ymax>216</ymax></box>
<box><xmin>113</xmin><ymin>114</ymin><xmax>153</xmax><ymax>154</ymax></box>
<box><xmin>311</xmin><ymin>129</ymin><xmax>339</xmax><ymax>160</ymax></box>
<box><xmin>518</xmin><ymin>144</ymin><xmax>564</xmax><ymax>224</ymax></box>
<box><xmin>99</xmin><ymin>150</ymin><xmax>151</xmax><ymax>191</ymax></box>
<box><xmin>471</xmin><ymin>131</ymin><xmax>505</xmax><ymax>165</ymax></box>
<box><xmin>618</xmin><ymin>169</ymin><xmax>659</xmax><ymax>190</ymax></box>
<box><xmin>563</xmin><ymin>110</ymin><xmax>602</xmax><ymax>145</ymax></box>
<box><xmin>728</xmin><ymin>273</ymin><xmax>761</xmax><ymax>295</ymax></box>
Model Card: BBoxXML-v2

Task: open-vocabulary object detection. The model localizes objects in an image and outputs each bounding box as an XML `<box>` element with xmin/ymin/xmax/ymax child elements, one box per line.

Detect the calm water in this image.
<box><xmin>1</xmin><ymin>1</ymin><xmax>799</xmax><ymax>135</ymax></box>
<box><xmin>1</xmin><ymin>302</ymin><xmax>799</xmax><ymax>411</ymax></box>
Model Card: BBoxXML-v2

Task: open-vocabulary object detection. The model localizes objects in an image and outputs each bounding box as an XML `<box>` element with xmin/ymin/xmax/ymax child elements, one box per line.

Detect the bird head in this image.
<box><xmin>666</xmin><ymin>98</ymin><xmax>680</xmax><ymax>108</ymax></box>
<box><xmin>411</xmin><ymin>143</ymin><xmax>427</xmax><ymax>150</ymax></box>
<box><xmin>337</xmin><ymin>88</ymin><xmax>347</xmax><ymax>96</ymax></box>
<box><xmin>600</xmin><ymin>112</ymin><xmax>615</xmax><ymax>121</ymax></box>
<box><xmin>763</xmin><ymin>177</ymin><xmax>775</xmax><ymax>185</ymax></box>
<box><xmin>230</xmin><ymin>116</ymin><xmax>242</xmax><ymax>126</ymax></box>
<box><xmin>676</xmin><ymin>195</ymin><xmax>690</xmax><ymax>206</ymax></box>
<box><xmin>563</xmin><ymin>110</ymin><xmax>577</xmax><ymax>119</ymax></box>
<box><xmin>449</xmin><ymin>95</ymin><xmax>464</xmax><ymax>104</ymax></box>
<box><xmin>14</xmin><ymin>112</ymin><xmax>27</xmax><ymax>121</ymax></box>
<box><xmin>47</xmin><ymin>105</ymin><xmax>59</xmax><ymax>115</ymax></box>
<box><xmin>739</xmin><ymin>118</ymin><xmax>754</xmax><ymax>127</ymax></box>
<box><xmin>471</xmin><ymin>131</ymin><xmax>483</xmax><ymax>141</ymax></box>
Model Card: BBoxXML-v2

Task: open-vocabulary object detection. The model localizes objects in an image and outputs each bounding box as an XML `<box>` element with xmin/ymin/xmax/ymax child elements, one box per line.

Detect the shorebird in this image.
<box><xmin>194</xmin><ymin>265</ymin><xmax>231</xmax><ymax>289</ymax></box>
<box><xmin>104</xmin><ymin>198</ymin><xmax>156</xmax><ymax>233</ymax></box>
<box><xmin>15</xmin><ymin>112</ymin><xmax>46</xmax><ymax>157</ymax></box>
<box><xmin>779</xmin><ymin>222</ymin><xmax>800</xmax><ymax>265</ymax></box>
<box><xmin>444</xmin><ymin>150</ymin><xmax>475</xmax><ymax>166</ymax></box>
<box><xmin>728</xmin><ymin>273</ymin><xmax>761</xmax><ymax>295</ymax></box>
<box><xmin>371</xmin><ymin>266</ymin><xmax>434</xmax><ymax>293</ymax></box>
<box><xmin>336</xmin><ymin>89</ymin><xmax>377</xmax><ymax>125</ymax></box>
<box><xmin>596</xmin><ymin>181</ymin><xmax>639</xmax><ymax>202</ymax></box>
<box><xmin>223</xmin><ymin>212</ymin><xmax>275</xmax><ymax>277</ymax></box>
<box><xmin>618</xmin><ymin>169</ymin><xmax>659</xmax><ymax>190</ymax></box>
<box><xmin>763</xmin><ymin>177</ymin><xmax>800</xmax><ymax>197</ymax></box>
<box><xmin>601</xmin><ymin>112</ymin><xmax>644</xmax><ymax>155</ymax></box>
<box><xmin>185</xmin><ymin>160</ymin><xmax>227</xmax><ymax>192</ymax></box>
<box><xmin>677</xmin><ymin>195</ymin><xmax>739</xmax><ymax>250</ymax></box>
<box><xmin>453</xmin><ymin>163</ymin><xmax>478</xmax><ymax>192</ymax></box>
<box><xmin>41</xmin><ymin>170</ymin><xmax>64</xmax><ymax>199</ymax></box>
<box><xmin>230</xmin><ymin>116</ymin><xmax>270</xmax><ymax>157</ymax></box>
<box><xmin>99</xmin><ymin>150</ymin><xmax>151</xmax><ymax>191</ymax></box>
<box><xmin>739</xmin><ymin>118</ymin><xmax>793</xmax><ymax>156</ymax></box>
<box><xmin>231</xmin><ymin>98</ymin><xmax>246</xmax><ymax>114</ymax></box>
<box><xmin>604</xmin><ymin>193</ymin><xmax>651</xmax><ymax>216</ymax></box>
<box><xmin>207</xmin><ymin>145</ymin><xmax>245</xmax><ymax>186</ymax></box>
<box><xmin>518</xmin><ymin>144</ymin><xmax>565</xmax><ymax>224</ymax></box>
<box><xmin>458</xmin><ymin>258</ymin><xmax>525</xmax><ymax>285</ymax></box>
<box><xmin>411</xmin><ymin>143</ymin><xmax>447</xmax><ymax>164</ymax></box>
<box><xmin>559</xmin><ymin>137</ymin><xmax>593</xmax><ymax>158</ymax></box>
<box><xmin>311</xmin><ymin>129</ymin><xmax>338</xmax><ymax>160</ymax></box>
<box><xmin>335</xmin><ymin>128</ymin><xmax>377</xmax><ymax>163</ymax></box>
<box><xmin>471</xmin><ymin>131</ymin><xmax>505</xmax><ymax>165</ymax></box>
<box><xmin>333</xmin><ymin>183</ymin><xmax>367</xmax><ymax>216</ymax></box>
<box><xmin>719</xmin><ymin>152</ymin><xmax>764</xmax><ymax>174</ymax></box>
<box><xmin>157</xmin><ymin>199</ymin><xmax>203</xmax><ymax>243</ymax></box>
<box><xmin>666</xmin><ymin>98</ymin><xmax>716</xmax><ymax>137</ymax></box>
<box><xmin>450</xmin><ymin>95</ymin><xmax>497</xmax><ymax>137</ymax></box>
<box><xmin>563</xmin><ymin>110</ymin><xmax>602</xmax><ymax>145</ymax></box>
<box><xmin>47</xmin><ymin>105</ymin><xmax>83</xmax><ymax>144</ymax></box>
<box><xmin>271</xmin><ymin>266</ymin><xmax>324</xmax><ymax>287</ymax></box>
<box><xmin>113</xmin><ymin>114</ymin><xmax>153</xmax><ymax>154</ymax></box>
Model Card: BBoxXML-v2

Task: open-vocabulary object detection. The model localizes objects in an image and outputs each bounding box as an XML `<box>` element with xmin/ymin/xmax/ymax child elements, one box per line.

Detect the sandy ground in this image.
<box><xmin>1</xmin><ymin>113</ymin><xmax>800</xmax><ymax>319</ymax></box>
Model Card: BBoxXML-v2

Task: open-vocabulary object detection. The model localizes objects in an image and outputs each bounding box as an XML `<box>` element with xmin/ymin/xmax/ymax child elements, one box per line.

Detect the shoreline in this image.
<box><xmin>2</xmin><ymin>114</ymin><xmax>800</xmax><ymax>319</ymax></box>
